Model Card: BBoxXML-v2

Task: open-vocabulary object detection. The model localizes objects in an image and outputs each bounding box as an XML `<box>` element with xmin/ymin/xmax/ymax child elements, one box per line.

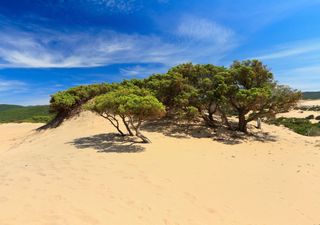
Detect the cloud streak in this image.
<box><xmin>255</xmin><ymin>40</ymin><xmax>320</xmax><ymax>60</ymax></box>
<box><xmin>0</xmin><ymin>78</ymin><xmax>26</xmax><ymax>92</ymax></box>
<box><xmin>0</xmin><ymin>16</ymin><xmax>237</xmax><ymax>68</ymax></box>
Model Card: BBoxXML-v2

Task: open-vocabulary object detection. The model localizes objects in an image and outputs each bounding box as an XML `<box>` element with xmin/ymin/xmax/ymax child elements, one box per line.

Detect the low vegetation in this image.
<box><xmin>0</xmin><ymin>105</ymin><xmax>54</xmax><ymax>123</ymax></box>
<box><xmin>46</xmin><ymin>60</ymin><xmax>302</xmax><ymax>142</ymax></box>
<box><xmin>272</xmin><ymin>117</ymin><xmax>320</xmax><ymax>136</ymax></box>
<box><xmin>296</xmin><ymin>105</ymin><xmax>320</xmax><ymax>111</ymax></box>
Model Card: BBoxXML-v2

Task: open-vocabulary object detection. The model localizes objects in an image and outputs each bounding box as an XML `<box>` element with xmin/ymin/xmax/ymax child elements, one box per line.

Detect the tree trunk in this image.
<box><xmin>202</xmin><ymin>115</ymin><xmax>217</xmax><ymax>128</ymax></box>
<box><xmin>238</xmin><ymin>113</ymin><xmax>248</xmax><ymax>133</ymax></box>
<box><xmin>130</xmin><ymin>119</ymin><xmax>151</xmax><ymax>143</ymax></box>
<box><xmin>217</xmin><ymin>106</ymin><xmax>232</xmax><ymax>130</ymax></box>
<box><xmin>101</xmin><ymin>114</ymin><xmax>125</xmax><ymax>136</ymax></box>
<box><xmin>121</xmin><ymin>116</ymin><xmax>134</xmax><ymax>136</ymax></box>
<box><xmin>37</xmin><ymin>110</ymin><xmax>70</xmax><ymax>131</ymax></box>
<box><xmin>136</xmin><ymin>131</ymin><xmax>151</xmax><ymax>143</ymax></box>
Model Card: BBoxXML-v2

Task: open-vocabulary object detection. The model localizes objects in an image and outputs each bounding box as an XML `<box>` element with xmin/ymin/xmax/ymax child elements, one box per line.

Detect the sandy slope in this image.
<box><xmin>278</xmin><ymin>100</ymin><xmax>320</xmax><ymax>123</ymax></box>
<box><xmin>0</xmin><ymin>111</ymin><xmax>320</xmax><ymax>225</ymax></box>
<box><xmin>299</xmin><ymin>99</ymin><xmax>320</xmax><ymax>106</ymax></box>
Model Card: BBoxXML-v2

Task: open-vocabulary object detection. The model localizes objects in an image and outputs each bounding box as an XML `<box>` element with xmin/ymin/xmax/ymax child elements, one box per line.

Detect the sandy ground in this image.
<box><xmin>0</xmin><ymin>110</ymin><xmax>320</xmax><ymax>225</ymax></box>
<box><xmin>278</xmin><ymin>100</ymin><xmax>320</xmax><ymax>123</ymax></box>
<box><xmin>299</xmin><ymin>99</ymin><xmax>320</xmax><ymax>107</ymax></box>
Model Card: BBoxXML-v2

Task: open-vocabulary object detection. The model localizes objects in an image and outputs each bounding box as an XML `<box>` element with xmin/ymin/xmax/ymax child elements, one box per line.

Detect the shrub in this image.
<box><xmin>272</xmin><ymin>117</ymin><xmax>320</xmax><ymax>136</ymax></box>
<box><xmin>306</xmin><ymin>115</ymin><xmax>315</xmax><ymax>119</ymax></box>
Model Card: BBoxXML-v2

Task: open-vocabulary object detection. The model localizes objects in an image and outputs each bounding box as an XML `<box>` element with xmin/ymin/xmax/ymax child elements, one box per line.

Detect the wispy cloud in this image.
<box><xmin>0</xmin><ymin>16</ymin><xmax>237</xmax><ymax>68</ymax></box>
<box><xmin>255</xmin><ymin>40</ymin><xmax>320</xmax><ymax>60</ymax></box>
<box><xmin>248</xmin><ymin>39</ymin><xmax>320</xmax><ymax>91</ymax></box>
<box><xmin>0</xmin><ymin>78</ymin><xmax>26</xmax><ymax>92</ymax></box>
<box><xmin>177</xmin><ymin>16</ymin><xmax>234</xmax><ymax>45</ymax></box>
<box><xmin>120</xmin><ymin>64</ymin><xmax>167</xmax><ymax>77</ymax></box>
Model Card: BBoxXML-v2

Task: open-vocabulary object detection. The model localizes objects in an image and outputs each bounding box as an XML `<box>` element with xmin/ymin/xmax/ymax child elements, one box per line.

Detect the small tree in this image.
<box><xmin>228</xmin><ymin>60</ymin><xmax>301</xmax><ymax>133</ymax></box>
<box><xmin>118</xmin><ymin>94</ymin><xmax>166</xmax><ymax>143</ymax></box>
<box><xmin>87</xmin><ymin>86</ymin><xmax>165</xmax><ymax>143</ymax></box>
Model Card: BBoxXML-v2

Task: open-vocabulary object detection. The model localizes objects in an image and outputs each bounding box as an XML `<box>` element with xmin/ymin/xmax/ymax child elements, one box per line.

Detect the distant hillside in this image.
<box><xmin>303</xmin><ymin>92</ymin><xmax>320</xmax><ymax>100</ymax></box>
<box><xmin>0</xmin><ymin>104</ymin><xmax>24</xmax><ymax>112</ymax></box>
<box><xmin>0</xmin><ymin>104</ymin><xmax>54</xmax><ymax>123</ymax></box>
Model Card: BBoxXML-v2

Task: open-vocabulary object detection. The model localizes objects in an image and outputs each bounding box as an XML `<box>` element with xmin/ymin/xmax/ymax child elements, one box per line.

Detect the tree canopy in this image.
<box><xmin>47</xmin><ymin>59</ymin><xmax>302</xmax><ymax>141</ymax></box>
<box><xmin>86</xmin><ymin>85</ymin><xmax>165</xmax><ymax>143</ymax></box>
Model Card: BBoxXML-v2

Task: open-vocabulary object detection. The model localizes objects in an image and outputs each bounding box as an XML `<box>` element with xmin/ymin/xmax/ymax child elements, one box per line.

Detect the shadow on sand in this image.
<box><xmin>69</xmin><ymin>133</ymin><xmax>145</xmax><ymax>153</ymax></box>
<box><xmin>142</xmin><ymin>119</ymin><xmax>278</xmax><ymax>145</ymax></box>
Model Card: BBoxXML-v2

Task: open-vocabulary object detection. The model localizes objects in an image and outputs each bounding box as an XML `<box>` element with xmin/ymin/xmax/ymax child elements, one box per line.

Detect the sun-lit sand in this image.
<box><xmin>1</xmin><ymin>103</ymin><xmax>320</xmax><ymax>225</ymax></box>
<box><xmin>299</xmin><ymin>99</ymin><xmax>320</xmax><ymax>107</ymax></box>
<box><xmin>278</xmin><ymin>100</ymin><xmax>320</xmax><ymax>123</ymax></box>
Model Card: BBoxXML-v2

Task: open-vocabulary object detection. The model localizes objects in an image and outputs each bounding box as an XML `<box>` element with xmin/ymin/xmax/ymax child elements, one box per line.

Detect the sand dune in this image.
<box><xmin>278</xmin><ymin>100</ymin><xmax>320</xmax><ymax>123</ymax></box>
<box><xmin>1</xmin><ymin>111</ymin><xmax>320</xmax><ymax>225</ymax></box>
<box><xmin>299</xmin><ymin>99</ymin><xmax>320</xmax><ymax>107</ymax></box>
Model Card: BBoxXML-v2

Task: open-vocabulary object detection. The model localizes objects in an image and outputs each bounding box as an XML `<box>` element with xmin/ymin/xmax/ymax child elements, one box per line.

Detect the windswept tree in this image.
<box><xmin>227</xmin><ymin>60</ymin><xmax>301</xmax><ymax>133</ymax></box>
<box><xmin>40</xmin><ymin>83</ymin><xmax>112</xmax><ymax>129</ymax></box>
<box><xmin>157</xmin><ymin>63</ymin><xmax>231</xmax><ymax>127</ymax></box>
<box><xmin>143</xmin><ymin>72</ymin><xmax>196</xmax><ymax>117</ymax></box>
<box><xmin>86</xmin><ymin>86</ymin><xmax>165</xmax><ymax>143</ymax></box>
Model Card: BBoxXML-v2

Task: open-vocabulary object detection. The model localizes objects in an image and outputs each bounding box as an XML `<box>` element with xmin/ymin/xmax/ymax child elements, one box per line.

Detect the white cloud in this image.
<box><xmin>0</xmin><ymin>20</ymin><xmax>237</xmax><ymax>68</ymax></box>
<box><xmin>120</xmin><ymin>65</ymin><xmax>167</xmax><ymax>77</ymax></box>
<box><xmin>177</xmin><ymin>16</ymin><xmax>234</xmax><ymax>45</ymax></box>
<box><xmin>255</xmin><ymin>40</ymin><xmax>320</xmax><ymax>60</ymax></box>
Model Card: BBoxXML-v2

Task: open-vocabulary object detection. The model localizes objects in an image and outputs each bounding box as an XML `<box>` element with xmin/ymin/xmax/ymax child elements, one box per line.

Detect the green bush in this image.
<box><xmin>272</xmin><ymin>117</ymin><xmax>320</xmax><ymax>136</ymax></box>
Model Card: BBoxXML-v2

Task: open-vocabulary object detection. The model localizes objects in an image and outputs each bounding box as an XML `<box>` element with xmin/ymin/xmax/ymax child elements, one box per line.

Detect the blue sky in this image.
<box><xmin>0</xmin><ymin>0</ymin><xmax>320</xmax><ymax>105</ymax></box>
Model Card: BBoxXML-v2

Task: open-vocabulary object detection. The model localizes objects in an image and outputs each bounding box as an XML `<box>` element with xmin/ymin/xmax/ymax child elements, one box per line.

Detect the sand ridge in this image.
<box><xmin>0</xmin><ymin>110</ymin><xmax>320</xmax><ymax>225</ymax></box>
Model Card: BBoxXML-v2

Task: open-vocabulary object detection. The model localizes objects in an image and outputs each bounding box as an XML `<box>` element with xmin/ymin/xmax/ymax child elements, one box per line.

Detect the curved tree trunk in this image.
<box><xmin>129</xmin><ymin>119</ymin><xmax>151</xmax><ymax>143</ymax></box>
<box><xmin>120</xmin><ymin>115</ymin><xmax>134</xmax><ymax>136</ymax></box>
<box><xmin>101</xmin><ymin>114</ymin><xmax>125</xmax><ymax>136</ymax></box>
<box><xmin>217</xmin><ymin>105</ymin><xmax>232</xmax><ymax>130</ymax></box>
<box><xmin>136</xmin><ymin>131</ymin><xmax>151</xmax><ymax>143</ymax></box>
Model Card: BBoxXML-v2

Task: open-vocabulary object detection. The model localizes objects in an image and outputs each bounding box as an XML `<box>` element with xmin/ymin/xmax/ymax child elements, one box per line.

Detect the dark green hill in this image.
<box><xmin>0</xmin><ymin>105</ymin><xmax>54</xmax><ymax>123</ymax></box>
<box><xmin>0</xmin><ymin>104</ymin><xmax>24</xmax><ymax>112</ymax></box>
<box><xmin>303</xmin><ymin>92</ymin><xmax>320</xmax><ymax>100</ymax></box>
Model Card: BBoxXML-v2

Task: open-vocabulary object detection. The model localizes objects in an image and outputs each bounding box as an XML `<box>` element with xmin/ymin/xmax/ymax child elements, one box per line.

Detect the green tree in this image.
<box><xmin>228</xmin><ymin>60</ymin><xmax>301</xmax><ymax>132</ymax></box>
<box><xmin>86</xmin><ymin>86</ymin><xmax>165</xmax><ymax>143</ymax></box>
<box><xmin>162</xmin><ymin>63</ymin><xmax>231</xmax><ymax>127</ymax></box>
<box><xmin>43</xmin><ymin>83</ymin><xmax>112</xmax><ymax>129</ymax></box>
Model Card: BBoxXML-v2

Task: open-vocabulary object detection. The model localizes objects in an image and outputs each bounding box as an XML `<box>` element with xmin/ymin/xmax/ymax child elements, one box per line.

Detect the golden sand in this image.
<box><xmin>0</xmin><ymin>107</ymin><xmax>319</xmax><ymax>225</ymax></box>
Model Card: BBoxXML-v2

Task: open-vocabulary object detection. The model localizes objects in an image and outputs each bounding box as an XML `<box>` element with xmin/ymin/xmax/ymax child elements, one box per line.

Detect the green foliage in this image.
<box><xmin>0</xmin><ymin>105</ymin><xmax>54</xmax><ymax>123</ymax></box>
<box><xmin>143</xmin><ymin>63</ymin><xmax>230</xmax><ymax>126</ymax></box>
<box><xmin>86</xmin><ymin>85</ymin><xmax>152</xmax><ymax>115</ymax></box>
<box><xmin>87</xmin><ymin>86</ymin><xmax>165</xmax><ymax>142</ymax></box>
<box><xmin>272</xmin><ymin>117</ymin><xmax>320</xmax><ymax>136</ymax></box>
<box><xmin>51</xmin><ymin>60</ymin><xmax>301</xmax><ymax>135</ymax></box>
<box><xmin>50</xmin><ymin>83</ymin><xmax>112</xmax><ymax>113</ymax></box>
<box><xmin>227</xmin><ymin>60</ymin><xmax>301</xmax><ymax>132</ymax></box>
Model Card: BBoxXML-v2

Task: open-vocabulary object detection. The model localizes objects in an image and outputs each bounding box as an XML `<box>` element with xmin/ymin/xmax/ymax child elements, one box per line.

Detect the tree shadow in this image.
<box><xmin>212</xmin><ymin>128</ymin><xmax>278</xmax><ymax>145</ymax></box>
<box><xmin>69</xmin><ymin>133</ymin><xmax>145</xmax><ymax>153</ymax></box>
<box><xmin>142</xmin><ymin>119</ymin><xmax>278</xmax><ymax>145</ymax></box>
<box><xmin>142</xmin><ymin>119</ymin><xmax>215</xmax><ymax>139</ymax></box>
